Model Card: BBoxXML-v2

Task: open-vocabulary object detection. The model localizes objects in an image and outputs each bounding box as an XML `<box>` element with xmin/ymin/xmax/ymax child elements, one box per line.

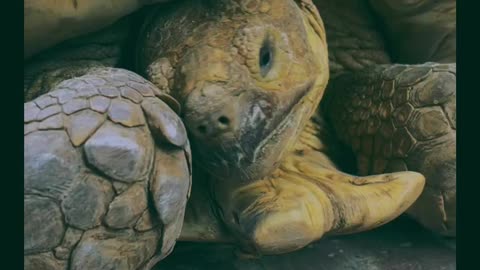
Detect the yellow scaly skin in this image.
<box><xmin>137</xmin><ymin>0</ymin><xmax>424</xmax><ymax>255</ymax></box>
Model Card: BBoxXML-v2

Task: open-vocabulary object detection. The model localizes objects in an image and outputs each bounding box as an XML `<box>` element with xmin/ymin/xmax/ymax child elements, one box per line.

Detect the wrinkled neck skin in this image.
<box><xmin>137</xmin><ymin>1</ymin><xmax>427</xmax><ymax>247</ymax></box>
<box><xmin>136</xmin><ymin>0</ymin><xmax>331</xmax><ymax>191</ymax></box>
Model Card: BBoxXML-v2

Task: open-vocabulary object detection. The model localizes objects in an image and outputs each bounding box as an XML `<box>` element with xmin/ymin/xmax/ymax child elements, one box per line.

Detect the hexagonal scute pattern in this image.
<box><xmin>24</xmin><ymin>67</ymin><xmax>192</xmax><ymax>269</ymax></box>
<box><xmin>326</xmin><ymin>63</ymin><xmax>456</xmax><ymax>236</ymax></box>
<box><xmin>327</xmin><ymin>63</ymin><xmax>455</xmax><ymax>173</ymax></box>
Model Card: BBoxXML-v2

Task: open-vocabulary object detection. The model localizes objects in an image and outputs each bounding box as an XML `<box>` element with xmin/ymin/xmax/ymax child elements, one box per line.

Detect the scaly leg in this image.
<box><xmin>24</xmin><ymin>68</ymin><xmax>191</xmax><ymax>269</ymax></box>
<box><xmin>324</xmin><ymin>63</ymin><xmax>456</xmax><ymax>236</ymax></box>
<box><xmin>212</xmin><ymin>117</ymin><xmax>425</xmax><ymax>255</ymax></box>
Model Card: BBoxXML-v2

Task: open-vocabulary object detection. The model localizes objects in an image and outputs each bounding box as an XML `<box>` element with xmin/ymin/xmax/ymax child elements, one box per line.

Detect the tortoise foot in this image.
<box><xmin>215</xmin><ymin>151</ymin><xmax>424</xmax><ymax>255</ymax></box>
<box><xmin>24</xmin><ymin>68</ymin><xmax>192</xmax><ymax>269</ymax></box>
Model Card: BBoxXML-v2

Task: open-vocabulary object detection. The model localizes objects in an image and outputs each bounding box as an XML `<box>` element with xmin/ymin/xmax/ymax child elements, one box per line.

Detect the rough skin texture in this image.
<box><xmin>316</xmin><ymin>0</ymin><xmax>456</xmax><ymax>236</ymax></box>
<box><xmin>325</xmin><ymin>63</ymin><xmax>456</xmax><ymax>236</ymax></box>
<box><xmin>23</xmin><ymin>0</ymin><xmax>456</xmax><ymax>267</ymax></box>
<box><xmin>136</xmin><ymin>0</ymin><xmax>425</xmax><ymax>255</ymax></box>
<box><xmin>24</xmin><ymin>68</ymin><xmax>191</xmax><ymax>269</ymax></box>
<box><xmin>313</xmin><ymin>0</ymin><xmax>391</xmax><ymax>77</ymax></box>
<box><xmin>24</xmin><ymin>18</ymin><xmax>132</xmax><ymax>101</ymax></box>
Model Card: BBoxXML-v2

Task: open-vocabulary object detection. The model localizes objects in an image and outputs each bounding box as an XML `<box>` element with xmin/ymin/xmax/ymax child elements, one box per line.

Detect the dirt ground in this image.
<box><xmin>156</xmin><ymin>216</ymin><xmax>455</xmax><ymax>270</ymax></box>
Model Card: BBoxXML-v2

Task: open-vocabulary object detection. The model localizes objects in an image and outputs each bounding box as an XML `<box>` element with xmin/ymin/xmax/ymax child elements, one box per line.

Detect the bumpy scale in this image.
<box><xmin>325</xmin><ymin>63</ymin><xmax>456</xmax><ymax>235</ymax></box>
<box><xmin>24</xmin><ymin>68</ymin><xmax>191</xmax><ymax>269</ymax></box>
<box><xmin>136</xmin><ymin>0</ymin><xmax>425</xmax><ymax>255</ymax></box>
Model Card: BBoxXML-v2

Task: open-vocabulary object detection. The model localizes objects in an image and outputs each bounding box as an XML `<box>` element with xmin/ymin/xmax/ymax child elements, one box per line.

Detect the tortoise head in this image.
<box><xmin>138</xmin><ymin>0</ymin><xmax>329</xmax><ymax>182</ymax></box>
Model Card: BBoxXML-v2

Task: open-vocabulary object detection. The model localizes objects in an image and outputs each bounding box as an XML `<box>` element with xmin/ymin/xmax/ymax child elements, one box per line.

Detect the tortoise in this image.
<box><xmin>24</xmin><ymin>0</ymin><xmax>456</xmax><ymax>269</ymax></box>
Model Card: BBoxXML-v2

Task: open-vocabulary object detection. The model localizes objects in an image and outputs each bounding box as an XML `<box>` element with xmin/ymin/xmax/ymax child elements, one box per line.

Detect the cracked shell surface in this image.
<box><xmin>53</xmin><ymin>227</ymin><xmax>84</xmax><ymax>260</ymax></box>
<box><xmin>65</xmin><ymin>109</ymin><xmax>106</xmax><ymax>146</ymax></box>
<box><xmin>108</xmin><ymin>98</ymin><xmax>146</xmax><ymax>127</ymax></box>
<box><xmin>24</xmin><ymin>130</ymin><xmax>82</xmax><ymax>200</ymax></box>
<box><xmin>24</xmin><ymin>67</ymin><xmax>192</xmax><ymax>266</ymax></box>
<box><xmin>25</xmin><ymin>252</ymin><xmax>66</xmax><ymax>270</ymax></box>
<box><xmin>70</xmin><ymin>228</ymin><xmax>159</xmax><ymax>270</ymax></box>
<box><xmin>24</xmin><ymin>195</ymin><xmax>65</xmax><ymax>254</ymax></box>
<box><xmin>104</xmin><ymin>183</ymin><xmax>148</xmax><ymax>229</ymax></box>
<box><xmin>84</xmin><ymin>122</ymin><xmax>154</xmax><ymax>183</ymax></box>
<box><xmin>61</xmin><ymin>174</ymin><xmax>114</xmax><ymax>230</ymax></box>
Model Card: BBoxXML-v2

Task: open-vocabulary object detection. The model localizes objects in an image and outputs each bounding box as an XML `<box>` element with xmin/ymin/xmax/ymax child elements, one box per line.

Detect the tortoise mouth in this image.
<box><xmin>250</xmin><ymin>80</ymin><xmax>315</xmax><ymax>161</ymax></box>
<box><xmin>191</xmin><ymin>79</ymin><xmax>315</xmax><ymax>182</ymax></box>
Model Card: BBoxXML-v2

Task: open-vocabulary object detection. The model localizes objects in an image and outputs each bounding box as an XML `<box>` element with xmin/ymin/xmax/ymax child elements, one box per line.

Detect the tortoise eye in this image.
<box><xmin>259</xmin><ymin>43</ymin><xmax>273</xmax><ymax>77</ymax></box>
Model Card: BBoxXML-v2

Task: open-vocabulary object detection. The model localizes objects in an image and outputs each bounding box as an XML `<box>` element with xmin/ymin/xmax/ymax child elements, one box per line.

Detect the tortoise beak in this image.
<box><xmin>182</xmin><ymin>81</ymin><xmax>314</xmax><ymax>181</ymax></box>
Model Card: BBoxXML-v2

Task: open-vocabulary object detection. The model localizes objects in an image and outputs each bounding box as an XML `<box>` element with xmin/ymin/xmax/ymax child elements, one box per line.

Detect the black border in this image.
<box><xmin>456</xmin><ymin>0</ymin><xmax>476</xmax><ymax>269</ymax></box>
<box><xmin>4</xmin><ymin>0</ymin><xmax>24</xmax><ymax>267</ymax></box>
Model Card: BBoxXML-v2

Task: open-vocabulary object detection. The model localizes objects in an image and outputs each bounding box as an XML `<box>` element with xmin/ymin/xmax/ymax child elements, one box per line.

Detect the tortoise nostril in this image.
<box><xmin>197</xmin><ymin>125</ymin><xmax>207</xmax><ymax>134</ymax></box>
<box><xmin>218</xmin><ymin>116</ymin><xmax>230</xmax><ymax>126</ymax></box>
<box><xmin>194</xmin><ymin>116</ymin><xmax>231</xmax><ymax>137</ymax></box>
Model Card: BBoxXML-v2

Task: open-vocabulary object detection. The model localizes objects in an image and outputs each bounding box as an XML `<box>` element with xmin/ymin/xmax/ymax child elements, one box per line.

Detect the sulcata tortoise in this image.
<box><xmin>24</xmin><ymin>0</ymin><xmax>456</xmax><ymax>269</ymax></box>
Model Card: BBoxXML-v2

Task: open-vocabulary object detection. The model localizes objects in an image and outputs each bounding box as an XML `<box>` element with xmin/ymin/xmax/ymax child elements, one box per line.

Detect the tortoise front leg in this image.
<box><xmin>24</xmin><ymin>68</ymin><xmax>191</xmax><ymax>269</ymax></box>
<box><xmin>212</xmin><ymin>132</ymin><xmax>425</xmax><ymax>255</ymax></box>
<box><xmin>324</xmin><ymin>63</ymin><xmax>456</xmax><ymax>236</ymax></box>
